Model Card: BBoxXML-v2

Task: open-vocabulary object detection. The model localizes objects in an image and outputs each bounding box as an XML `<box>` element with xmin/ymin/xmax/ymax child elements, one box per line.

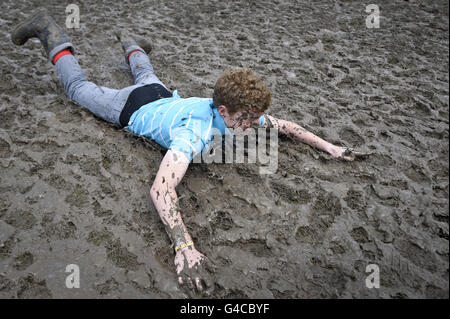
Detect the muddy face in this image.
<box><xmin>218</xmin><ymin>105</ymin><xmax>264</xmax><ymax>131</ymax></box>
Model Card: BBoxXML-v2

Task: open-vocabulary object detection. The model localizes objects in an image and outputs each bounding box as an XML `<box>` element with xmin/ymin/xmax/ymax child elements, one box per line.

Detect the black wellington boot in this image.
<box><xmin>114</xmin><ymin>29</ymin><xmax>152</xmax><ymax>64</ymax></box>
<box><xmin>11</xmin><ymin>8</ymin><xmax>74</xmax><ymax>63</ymax></box>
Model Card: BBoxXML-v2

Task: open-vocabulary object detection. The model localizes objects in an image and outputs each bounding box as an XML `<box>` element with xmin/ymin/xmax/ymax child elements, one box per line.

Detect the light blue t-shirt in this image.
<box><xmin>125</xmin><ymin>91</ymin><xmax>266</xmax><ymax>162</ymax></box>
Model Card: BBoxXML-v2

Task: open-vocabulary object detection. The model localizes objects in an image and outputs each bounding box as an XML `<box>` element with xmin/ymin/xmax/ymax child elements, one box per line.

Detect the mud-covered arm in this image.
<box><xmin>150</xmin><ymin>149</ymin><xmax>192</xmax><ymax>248</ymax></box>
<box><xmin>149</xmin><ymin>149</ymin><xmax>213</xmax><ymax>293</ymax></box>
<box><xmin>263</xmin><ymin>114</ymin><xmax>371</xmax><ymax>161</ymax></box>
<box><xmin>263</xmin><ymin>115</ymin><xmax>334</xmax><ymax>152</ymax></box>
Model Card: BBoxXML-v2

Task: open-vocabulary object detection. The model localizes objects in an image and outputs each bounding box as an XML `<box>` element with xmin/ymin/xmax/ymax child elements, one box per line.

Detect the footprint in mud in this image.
<box><xmin>87</xmin><ymin>229</ymin><xmax>113</xmax><ymax>246</ymax></box>
<box><xmin>344</xmin><ymin>188</ymin><xmax>367</xmax><ymax>211</ymax></box>
<box><xmin>154</xmin><ymin>245</ymin><xmax>174</xmax><ymax>270</ymax></box>
<box><xmin>384</xmin><ymin>178</ymin><xmax>409</xmax><ymax>191</ymax></box>
<box><xmin>310</xmin><ymin>191</ymin><xmax>342</xmax><ymax>231</ymax></box>
<box><xmin>267</xmin><ymin>281</ymin><xmax>296</xmax><ymax>299</ymax></box>
<box><xmin>64</xmin><ymin>184</ymin><xmax>90</xmax><ymax>208</ymax></box>
<box><xmin>101</xmin><ymin>147</ymin><xmax>121</xmax><ymax>170</ymax></box>
<box><xmin>394</xmin><ymin>239</ymin><xmax>438</xmax><ymax>274</ymax></box>
<box><xmin>432</xmin><ymin>211</ymin><xmax>449</xmax><ymax>224</ymax></box>
<box><xmin>312</xmin><ymin>191</ymin><xmax>342</xmax><ymax>214</ymax></box>
<box><xmin>240</xmin><ymin>238</ymin><xmax>274</xmax><ymax>258</ymax></box>
<box><xmin>364</xmin><ymin>184</ymin><xmax>400</xmax><ymax>208</ymax></box>
<box><xmin>336</xmin><ymin>75</ymin><xmax>359</xmax><ymax>90</ymax></box>
<box><xmin>3</xmin><ymin>210</ymin><xmax>37</xmax><ymax>230</ymax></box>
<box><xmin>0</xmin><ymin>109</ymin><xmax>16</xmax><ymax>130</ymax></box>
<box><xmin>367</xmin><ymin>153</ymin><xmax>394</xmax><ymax>168</ymax></box>
<box><xmin>270</xmin><ymin>181</ymin><xmax>311</xmax><ymax>204</ymax></box>
<box><xmin>0</xmin><ymin>197</ymin><xmax>10</xmax><ymax>215</ymax></box>
<box><xmin>79</xmin><ymin>156</ymin><xmax>103</xmax><ymax>177</ymax></box>
<box><xmin>349</xmin><ymin>227</ymin><xmax>370</xmax><ymax>244</ymax></box>
<box><xmin>427</xmin><ymin>157</ymin><xmax>449</xmax><ymax>184</ymax></box>
<box><xmin>377</xmin><ymin>129</ymin><xmax>393</xmax><ymax>142</ymax></box>
<box><xmin>92</xmin><ymin>199</ymin><xmax>114</xmax><ymax>220</ymax></box>
<box><xmin>338</xmin><ymin>127</ymin><xmax>365</xmax><ymax>147</ymax></box>
<box><xmin>403</xmin><ymin>163</ymin><xmax>431</xmax><ymax>184</ymax></box>
<box><xmin>95</xmin><ymin>277</ymin><xmax>122</xmax><ymax>296</ymax></box>
<box><xmin>16</xmin><ymin>274</ymin><xmax>52</xmax><ymax>299</ymax></box>
<box><xmin>13</xmin><ymin>251</ymin><xmax>34</xmax><ymax>271</ymax></box>
<box><xmin>43</xmin><ymin>173</ymin><xmax>72</xmax><ymax>191</ymax></box>
<box><xmin>140</xmin><ymin>227</ymin><xmax>157</xmax><ymax>246</ymax></box>
<box><xmin>105</xmin><ymin>238</ymin><xmax>141</xmax><ymax>271</ymax></box>
<box><xmin>267</xmin><ymin>224</ymin><xmax>295</xmax><ymax>246</ymax></box>
<box><xmin>227</xmin><ymin>238</ymin><xmax>273</xmax><ymax>259</ymax></box>
<box><xmin>0</xmin><ymin>234</ymin><xmax>16</xmax><ymax>260</ymax></box>
<box><xmin>28</xmin><ymin>152</ymin><xmax>59</xmax><ymax>176</ymax></box>
<box><xmin>293</xmin><ymin>191</ymin><xmax>343</xmax><ymax>246</ymax></box>
<box><xmin>295</xmin><ymin>225</ymin><xmax>321</xmax><ymax>244</ymax></box>
<box><xmin>42</xmin><ymin>221</ymin><xmax>77</xmax><ymax>240</ymax></box>
<box><xmin>211</xmin><ymin>210</ymin><xmax>235</xmax><ymax>231</ymax></box>
<box><xmin>0</xmin><ymin>137</ymin><xmax>12</xmax><ymax>158</ymax></box>
<box><xmin>425</xmin><ymin>285</ymin><xmax>449</xmax><ymax>299</ymax></box>
<box><xmin>0</xmin><ymin>273</ymin><xmax>15</xmax><ymax>293</ymax></box>
<box><xmin>412</xmin><ymin>101</ymin><xmax>432</xmax><ymax>117</ymax></box>
<box><xmin>40</xmin><ymin>211</ymin><xmax>56</xmax><ymax>225</ymax></box>
<box><xmin>329</xmin><ymin>240</ymin><xmax>347</xmax><ymax>254</ymax></box>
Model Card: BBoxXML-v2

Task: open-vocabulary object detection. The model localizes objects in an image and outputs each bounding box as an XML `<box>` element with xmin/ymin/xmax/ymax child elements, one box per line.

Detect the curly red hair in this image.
<box><xmin>213</xmin><ymin>69</ymin><xmax>271</xmax><ymax>114</ymax></box>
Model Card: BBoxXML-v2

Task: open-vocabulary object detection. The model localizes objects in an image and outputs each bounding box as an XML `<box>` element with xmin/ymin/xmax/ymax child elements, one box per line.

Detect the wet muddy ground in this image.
<box><xmin>0</xmin><ymin>0</ymin><xmax>448</xmax><ymax>298</ymax></box>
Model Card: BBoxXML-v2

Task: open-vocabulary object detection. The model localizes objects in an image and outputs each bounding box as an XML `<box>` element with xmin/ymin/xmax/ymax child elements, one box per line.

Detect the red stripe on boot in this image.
<box><xmin>52</xmin><ymin>49</ymin><xmax>73</xmax><ymax>65</ymax></box>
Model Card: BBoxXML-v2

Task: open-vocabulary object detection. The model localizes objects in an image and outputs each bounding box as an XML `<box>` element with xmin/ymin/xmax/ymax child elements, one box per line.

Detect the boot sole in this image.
<box><xmin>11</xmin><ymin>8</ymin><xmax>48</xmax><ymax>45</ymax></box>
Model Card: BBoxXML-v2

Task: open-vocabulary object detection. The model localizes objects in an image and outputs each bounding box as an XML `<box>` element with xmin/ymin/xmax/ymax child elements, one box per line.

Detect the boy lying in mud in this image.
<box><xmin>11</xmin><ymin>9</ymin><xmax>370</xmax><ymax>295</ymax></box>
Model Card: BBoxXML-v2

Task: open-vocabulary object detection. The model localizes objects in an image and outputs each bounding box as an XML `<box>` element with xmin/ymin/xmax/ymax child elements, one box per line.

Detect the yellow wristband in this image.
<box><xmin>175</xmin><ymin>241</ymin><xmax>194</xmax><ymax>252</ymax></box>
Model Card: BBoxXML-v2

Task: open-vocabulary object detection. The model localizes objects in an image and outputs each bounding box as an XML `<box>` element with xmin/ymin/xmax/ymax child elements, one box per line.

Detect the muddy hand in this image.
<box><xmin>175</xmin><ymin>246</ymin><xmax>214</xmax><ymax>296</ymax></box>
<box><xmin>330</xmin><ymin>146</ymin><xmax>373</xmax><ymax>161</ymax></box>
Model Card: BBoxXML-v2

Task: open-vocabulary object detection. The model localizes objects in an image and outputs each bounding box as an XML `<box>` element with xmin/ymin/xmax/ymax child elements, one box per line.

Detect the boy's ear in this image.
<box><xmin>217</xmin><ymin>105</ymin><xmax>227</xmax><ymax>116</ymax></box>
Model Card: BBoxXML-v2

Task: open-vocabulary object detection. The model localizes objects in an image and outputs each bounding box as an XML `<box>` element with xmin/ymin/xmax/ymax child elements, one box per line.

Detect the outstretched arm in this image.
<box><xmin>264</xmin><ymin>115</ymin><xmax>371</xmax><ymax>161</ymax></box>
<box><xmin>150</xmin><ymin>149</ymin><xmax>213</xmax><ymax>294</ymax></box>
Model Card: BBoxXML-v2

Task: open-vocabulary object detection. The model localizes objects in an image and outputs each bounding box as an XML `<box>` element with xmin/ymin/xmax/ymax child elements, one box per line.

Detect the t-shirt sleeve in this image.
<box><xmin>169</xmin><ymin>128</ymin><xmax>205</xmax><ymax>162</ymax></box>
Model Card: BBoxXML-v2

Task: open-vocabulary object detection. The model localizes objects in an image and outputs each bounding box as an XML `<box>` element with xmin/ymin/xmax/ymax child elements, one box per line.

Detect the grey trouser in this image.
<box><xmin>54</xmin><ymin>49</ymin><xmax>167</xmax><ymax>125</ymax></box>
